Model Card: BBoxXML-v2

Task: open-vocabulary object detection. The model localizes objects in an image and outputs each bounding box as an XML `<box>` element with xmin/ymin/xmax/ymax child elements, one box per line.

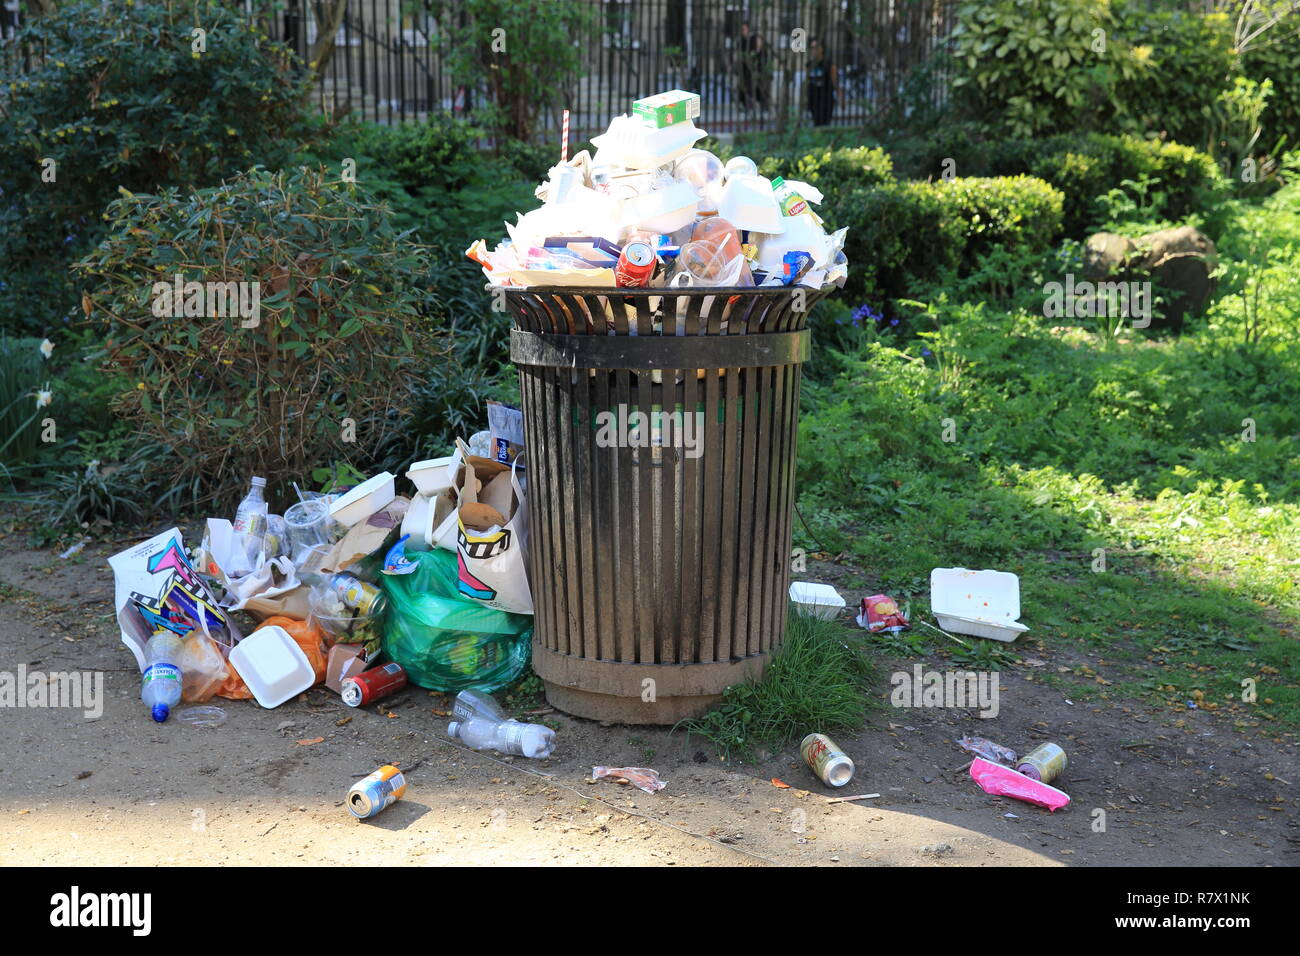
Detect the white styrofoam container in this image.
<box><xmin>930</xmin><ymin>567</ymin><xmax>1030</xmax><ymax>642</ymax></box>
<box><xmin>328</xmin><ymin>471</ymin><xmax>396</xmax><ymax>527</ymax></box>
<box><xmin>229</xmin><ymin>626</ymin><xmax>316</xmax><ymax>709</ymax></box>
<box><xmin>406</xmin><ymin>456</ymin><xmax>457</xmax><ymax>496</ymax></box>
<box><xmin>789</xmin><ymin>581</ymin><xmax>846</xmax><ymax>620</ymax></box>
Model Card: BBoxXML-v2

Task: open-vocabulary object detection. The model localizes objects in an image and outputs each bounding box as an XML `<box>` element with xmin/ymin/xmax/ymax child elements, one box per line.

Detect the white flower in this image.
<box><xmin>39</xmin><ymin>338</ymin><xmax>54</xmax><ymax>359</ymax></box>
<box><xmin>35</xmin><ymin>389</ymin><xmax>53</xmax><ymax>408</ymax></box>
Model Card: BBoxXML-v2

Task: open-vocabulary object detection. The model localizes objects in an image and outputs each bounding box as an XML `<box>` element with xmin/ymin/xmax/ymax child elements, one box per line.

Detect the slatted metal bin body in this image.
<box><xmin>506</xmin><ymin>286</ymin><xmax>827</xmax><ymax>724</ymax></box>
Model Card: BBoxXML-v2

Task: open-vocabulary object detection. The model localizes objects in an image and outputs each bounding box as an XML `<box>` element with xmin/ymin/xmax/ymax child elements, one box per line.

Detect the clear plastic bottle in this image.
<box><xmin>451</xmin><ymin>689</ymin><xmax>509</xmax><ymax>724</ymax></box>
<box><xmin>447</xmin><ymin>717</ymin><xmax>556</xmax><ymax>759</ymax></box>
<box><xmin>232</xmin><ymin>476</ymin><xmax>269</xmax><ymax>571</ymax></box>
<box><xmin>140</xmin><ymin>631</ymin><xmax>184</xmax><ymax>723</ymax></box>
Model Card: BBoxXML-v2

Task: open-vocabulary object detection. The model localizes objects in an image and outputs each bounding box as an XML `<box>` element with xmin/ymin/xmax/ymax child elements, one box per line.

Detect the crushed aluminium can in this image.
<box><xmin>341</xmin><ymin>662</ymin><xmax>408</xmax><ymax>708</ymax></box>
<box><xmin>801</xmin><ymin>733</ymin><xmax>855</xmax><ymax>788</ymax></box>
<box><xmin>330</xmin><ymin>573</ymin><xmax>386</xmax><ymax>616</ymax></box>
<box><xmin>347</xmin><ymin>764</ymin><xmax>408</xmax><ymax>819</ymax></box>
<box><xmin>1016</xmin><ymin>742</ymin><xmax>1067</xmax><ymax>783</ymax></box>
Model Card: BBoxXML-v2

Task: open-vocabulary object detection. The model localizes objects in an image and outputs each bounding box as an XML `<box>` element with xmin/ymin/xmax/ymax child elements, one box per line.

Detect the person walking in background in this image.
<box><xmin>751</xmin><ymin>32</ymin><xmax>771</xmax><ymax>114</ymax></box>
<box><xmin>806</xmin><ymin>38</ymin><xmax>839</xmax><ymax>126</ymax></box>
<box><xmin>736</xmin><ymin>22</ymin><xmax>756</xmax><ymax>112</ymax></box>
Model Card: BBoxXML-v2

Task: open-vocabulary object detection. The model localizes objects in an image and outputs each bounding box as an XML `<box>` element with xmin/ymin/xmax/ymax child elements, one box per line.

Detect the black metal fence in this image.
<box><xmin>3</xmin><ymin>0</ymin><xmax>956</xmax><ymax>139</ymax></box>
<box><xmin>288</xmin><ymin>0</ymin><xmax>957</xmax><ymax>140</ymax></box>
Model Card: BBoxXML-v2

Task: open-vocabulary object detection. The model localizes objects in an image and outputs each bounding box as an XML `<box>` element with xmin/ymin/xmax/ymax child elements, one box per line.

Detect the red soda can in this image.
<box><xmin>615</xmin><ymin>241</ymin><xmax>656</xmax><ymax>287</ymax></box>
<box><xmin>341</xmin><ymin>662</ymin><xmax>408</xmax><ymax>707</ymax></box>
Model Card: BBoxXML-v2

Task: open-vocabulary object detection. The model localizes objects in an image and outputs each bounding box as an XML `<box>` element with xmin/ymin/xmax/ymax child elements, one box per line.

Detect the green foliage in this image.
<box><xmin>757</xmin><ymin>145</ymin><xmax>895</xmax><ymax>195</ymax></box>
<box><xmin>888</xmin><ymin>129</ymin><xmax>1227</xmax><ymax>237</ymax></box>
<box><xmin>1243</xmin><ymin>17</ymin><xmax>1300</xmax><ymax>152</ymax></box>
<box><xmin>438</xmin><ymin>0</ymin><xmax>596</xmax><ymax>141</ymax></box>
<box><xmin>676</xmin><ymin>613</ymin><xmax>876</xmax><ymax>760</ymax></box>
<box><xmin>74</xmin><ymin>166</ymin><xmax>440</xmax><ymax>508</ymax></box>
<box><xmin>949</xmin><ymin>0</ymin><xmax>1144</xmax><ymax>137</ymax></box>
<box><xmin>831</xmin><ymin>176</ymin><xmax>1063</xmax><ymax>305</ymax></box>
<box><xmin>0</xmin><ymin>0</ymin><xmax>312</xmax><ymax>335</ymax></box>
<box><xmin>0</xmin><ymin>336</ymin><xmax>50</xmax><ymax>471</ymax></box>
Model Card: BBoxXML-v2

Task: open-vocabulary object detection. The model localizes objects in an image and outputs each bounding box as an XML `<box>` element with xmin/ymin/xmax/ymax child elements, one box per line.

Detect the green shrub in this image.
<box><xmin>74</xmin><ymin>166</ymin><xmax>440</xmax><ymax>508</ymax></box>
<box><xmin>0</xmin><ymin>336</ymin><xmax>51</xmax><ymax>473</ymax></box>
<box><xmin>757</xmin><ymin>145</ymin><xmax>895</xmax><ymax>197</ymax></box>
<box><xmin>831</xmin><ymin>176</ymin><xmax>1063</xmax><ymax>304</ymax></box>
<box><xmin>949</xmin><ymin>0</ymin><xmax>1144</xmax><ymax>137</ymax></box>
<box><xmin>0</xmin><ymin>0</ymin><xmax>312</xmax><ymax>335</ymax></box>
<box><xmin>1243</xmin><ymin>20</ymin><xmax>1300</xmax><ymax>153</ymax></box>
<box><xmin>888</xmin><ymin>129</ymin><xmax>1226</xmax><ymax>236</ymax></box>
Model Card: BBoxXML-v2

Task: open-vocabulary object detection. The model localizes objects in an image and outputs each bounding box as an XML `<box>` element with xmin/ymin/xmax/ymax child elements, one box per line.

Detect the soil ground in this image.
<box><xmin>0</xmin><ymin>531</ymin><xmax>1295</xmax><ymax>867</ymax></box>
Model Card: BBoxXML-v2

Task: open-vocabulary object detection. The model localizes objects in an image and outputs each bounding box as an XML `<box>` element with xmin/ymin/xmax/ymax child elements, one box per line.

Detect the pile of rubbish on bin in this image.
<box><xmin>467</xmin><ymin>89</ymin><xmax>849</xmax><ymax>290</ymax></box>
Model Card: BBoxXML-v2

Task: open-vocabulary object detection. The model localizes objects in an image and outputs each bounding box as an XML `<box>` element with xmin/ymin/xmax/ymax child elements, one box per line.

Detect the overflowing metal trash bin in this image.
<box><xmin>506</xmin><ymin>285</ymin><xmax>831</xmax><ymax>723</ymax></box>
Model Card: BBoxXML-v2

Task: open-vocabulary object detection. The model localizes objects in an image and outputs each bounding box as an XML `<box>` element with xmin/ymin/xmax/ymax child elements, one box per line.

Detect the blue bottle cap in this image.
<box><xmin>152</xmin><ymin>703</ymin><xmax>170</xmax><ymax>723</ymax></box>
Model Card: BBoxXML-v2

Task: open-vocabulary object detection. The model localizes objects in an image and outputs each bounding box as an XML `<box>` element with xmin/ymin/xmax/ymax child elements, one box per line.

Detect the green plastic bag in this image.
<box><xmin>380</xmin><ymin>548</ymin><xmax>532</xmax><ymax>692</ymax></box>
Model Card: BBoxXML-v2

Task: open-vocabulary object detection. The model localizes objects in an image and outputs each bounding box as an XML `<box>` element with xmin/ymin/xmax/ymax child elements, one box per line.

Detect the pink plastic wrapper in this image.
<box><xmin>592</xmin><ymin>766</ymin><xmax>666</xmax><ymax>794</ymax></box>
<box><xmin>969</xmin><ymin>757</ymin><xmax>1070</xmax><ymax>812</ymax></box>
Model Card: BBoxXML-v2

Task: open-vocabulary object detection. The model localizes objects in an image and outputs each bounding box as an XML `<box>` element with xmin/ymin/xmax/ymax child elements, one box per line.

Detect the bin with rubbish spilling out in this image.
<box><xmin>505</xmin><ymin>284</ymin><xmax>833</xmax><ymax>723</ymax></box>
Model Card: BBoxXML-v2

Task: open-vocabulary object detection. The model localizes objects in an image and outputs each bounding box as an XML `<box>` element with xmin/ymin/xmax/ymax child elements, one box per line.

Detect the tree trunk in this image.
<box><xmin>308</xmin><ymin>0</ymin><xmax>350</xmax><ymax>75</ymax></box>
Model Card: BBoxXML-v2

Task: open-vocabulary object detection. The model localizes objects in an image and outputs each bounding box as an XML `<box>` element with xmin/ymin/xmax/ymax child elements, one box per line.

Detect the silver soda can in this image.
<box><xmin>346</xmin><ymin>765</ymin><xmax>408</xmax><ymax>819</ymax></box>
<box><xmin>801</xmin><ymin>733</ymin><xmax>855</xmax><ymax>788</ymax></box>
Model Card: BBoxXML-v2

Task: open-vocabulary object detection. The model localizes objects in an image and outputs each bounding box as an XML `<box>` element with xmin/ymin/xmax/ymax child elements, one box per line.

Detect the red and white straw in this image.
<box><xmin>561</xmin><ymin>109</ymin><xmax>570</xmax><ymax>163</ymax></box>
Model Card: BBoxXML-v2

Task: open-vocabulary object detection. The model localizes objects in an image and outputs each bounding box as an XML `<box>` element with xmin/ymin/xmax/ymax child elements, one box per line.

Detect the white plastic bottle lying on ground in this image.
<box><xmin>448</xmin><ymin>716</ymin><xmax>556</xmax><ymax>759</ymax></box>
<box><xmin>451</xmin><ymin>689</ymin><xmax>509</xmax><ymax>724</ymax></box>
<box><xmin>140</xmin><ymin>631</ymin><xmax>184</xmax><ymax>723</ymax></box>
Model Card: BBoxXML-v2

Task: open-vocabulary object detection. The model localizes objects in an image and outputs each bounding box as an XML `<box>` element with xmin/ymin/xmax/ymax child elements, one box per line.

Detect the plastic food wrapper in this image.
<box><xmin>957</xmin><ymin>735</ymin><xmax>1017</xmax><ymax>766</ymax></box>
<box><xmin>857</xmin><ymin>593</ymin><xmax>909</xmax><ymax>633</ymax></box>
<box><xmin>177</xmin><ymin>632</ymin><xmax>229</xmax><ymax>703</ymax></box>
<box><xmin>592</xmin><ymin>766</ymin><xmax>667</xmax><ymax>794</ymax></box>
<box><xmin>109</xmin><ymin>527</ymin><xmax>242</xmax><ymax>671</ymax></box>
<box><xmin>969</xmin><ymin>757</ymin><xmax>1070</xmax><ymax>811</ymax></box>
<box><xmin>380</xmin><ymin>548</ymin><xmax>532</xmax><ymax>692</ymax></box>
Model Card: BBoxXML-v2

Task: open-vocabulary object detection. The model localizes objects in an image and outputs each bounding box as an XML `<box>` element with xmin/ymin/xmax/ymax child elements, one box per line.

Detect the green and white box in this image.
<box><xmin>633</xmin><ymin>89</ymin><xmax>701</xmax><ymax>128</ymax></box>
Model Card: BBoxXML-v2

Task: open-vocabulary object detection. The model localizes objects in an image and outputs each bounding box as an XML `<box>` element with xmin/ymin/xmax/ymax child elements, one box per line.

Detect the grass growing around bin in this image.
<box><xmin>788</xmin><ymin>185</ymin><xmax>1300</xmax><ymax>737</ymax></box>
<box><xmin>674</xmin><ymin>612</ymin><xmax>877</xmax><ymax>760</ymax></box>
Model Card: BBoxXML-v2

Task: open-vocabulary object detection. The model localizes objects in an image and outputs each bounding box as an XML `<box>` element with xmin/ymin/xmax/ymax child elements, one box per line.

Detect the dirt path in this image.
<box><xmin>0</xmin><ymin>536</ymin><xmax>1294</xmax><ymax>866</ymax></box>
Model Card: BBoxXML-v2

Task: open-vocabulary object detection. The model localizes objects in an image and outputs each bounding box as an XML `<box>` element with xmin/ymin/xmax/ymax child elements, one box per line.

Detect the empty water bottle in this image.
<box><xmin>451</xmin><ymin>689</ymin><xmax>509</xmax><ymax>724</ymax></box>
<box><xmin>232</xmin><ymin>475</ymin><xmax>269</xmax><ymax>572</ymax></box>
<box><xmin>448</xmin><ymin>717</ymin><xmax>556</xmax><ymax>759</ymax></box>
<box><xmin>141</xmin><ymin>631</ymin><xmax>184</xmax><ymax>723</ymax></box>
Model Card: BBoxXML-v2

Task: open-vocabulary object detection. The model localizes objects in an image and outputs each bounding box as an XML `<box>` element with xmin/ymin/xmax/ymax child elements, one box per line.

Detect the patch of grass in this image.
<box><xmin>675</xmin><ymin>612</ymin><xmax>876</xmax><ymax>761</ymax></box>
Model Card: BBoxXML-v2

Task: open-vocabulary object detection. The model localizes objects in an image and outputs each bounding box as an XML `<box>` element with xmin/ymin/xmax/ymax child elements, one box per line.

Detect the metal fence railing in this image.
<box><xmin>3</xmin><ymin>0</ymin><xmax>958</xmax><ymax>139</ymax></box>
<box><xmin>287</xmin><ymin>0</ymin><xmax>958</xmax><ymax>140</ymax></box>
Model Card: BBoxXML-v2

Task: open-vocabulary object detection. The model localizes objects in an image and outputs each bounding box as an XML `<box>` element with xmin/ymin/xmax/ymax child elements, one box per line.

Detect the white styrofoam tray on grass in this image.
<box><xmin>789</xmin><ymin>581</ymin><xmax>846</xmax><ymax>620</ymax></box>
<box><xmin>930</xmin><ymin>567</ymin><xmax>1029</xmax><ymax>642</ymax></box>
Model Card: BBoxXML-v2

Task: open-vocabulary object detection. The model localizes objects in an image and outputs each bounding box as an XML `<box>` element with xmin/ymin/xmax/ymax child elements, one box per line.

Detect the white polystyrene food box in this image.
<box><xmin>229</xmin><ymin>626</ymin><xmax>316</xmax><ymax>709</ymax></box>
<box><xmin>789</xmin><ymin>581</ymin><xmax>846</xmax><ymax>620</ymax></box>
<box><xmin>406</xmin><ymin>456</ymin><xmax>457</xmax><ymax>497</ymax></box>
<box><xmin>328</xmin><ymin>471</ymin><xmax>396</xmax><ymax>527</ymax></box>
<box><xmin>930</xmin><ymin>567</ymin><xmax>1030</xmax><ymax>642</ymax></box>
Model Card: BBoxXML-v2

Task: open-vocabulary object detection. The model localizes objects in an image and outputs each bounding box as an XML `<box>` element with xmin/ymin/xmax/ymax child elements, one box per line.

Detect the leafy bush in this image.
<box><xmin>1243</xmin><ymin>19</ymin><xmax>1300</xmax><ymax>153</ymax></box>
<box><xmin>74</xmin><ymin>166</ymin><xmax>440</xmax><ymax>508</ymax></box>
<box><xmin>888</xmin><ymin>129</ymin><xmax>1226</xmax><ymax>237</ymax></box>
<box><xmin>831</xmin><ymin>176</ymin><xmax>1064</xmax><ymax>305</ymax></box>
<box><xmin>949</xmin><ymin>0</ymin><xmax>1144</xmax><ymax>137</ymax></box>
<box><xmin>0</xmin><ymin>336</ymin><xmax>51</xmax><ymax>473</ymax></box>
<box><xmin>0</xmin><ymin>0</ymin><xmax>312</xmax><ymax>335</ymax></box>
<box><xmin>757</xmin><ymin>145</ymin><xmax>895</xmax><ymax>196</ymax></box>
